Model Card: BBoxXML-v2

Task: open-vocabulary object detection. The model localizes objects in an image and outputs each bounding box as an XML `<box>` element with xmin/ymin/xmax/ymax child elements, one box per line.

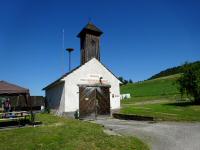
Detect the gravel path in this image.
<box><xmin>95</xmin><ymin>119</ymin><xmax>200</xmax><ymax>150</ymax></box>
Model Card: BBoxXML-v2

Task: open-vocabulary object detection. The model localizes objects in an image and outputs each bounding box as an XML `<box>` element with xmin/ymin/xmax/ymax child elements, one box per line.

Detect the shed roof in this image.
<box><xmin>43</xmin><ymin>58</ymin><xmax>121</xmax><ymax>90</ymax></box>
<box><xmin>0</xmin><ymin>80</ymin><xmax>29</xmax><ymax>95</ymax></box>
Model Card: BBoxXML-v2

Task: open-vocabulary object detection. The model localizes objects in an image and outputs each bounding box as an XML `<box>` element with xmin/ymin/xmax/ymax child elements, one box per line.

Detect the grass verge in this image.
<box><xmin>0</xmin><ymin>114</ymin><xmax>149</xmax><ymax>150</ymax></box>
<box><xmin>121</xmin><ymin>101</ymin><xmax>200</xmax><ymax>121</ymax></box>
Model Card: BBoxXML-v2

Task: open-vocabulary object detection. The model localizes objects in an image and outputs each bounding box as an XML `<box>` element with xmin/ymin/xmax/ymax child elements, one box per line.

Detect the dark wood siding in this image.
<box><xmin>96</xmin><ymin>87</ymin><xmax>110</xmax><ymax>115</ymax></box>
<box><xmin>79</xmin><ymin>86</ymin><xmax>110</xmax><ymax>118</ymax></box>
<box><xmin>80</xmin><ymin>33</ymin><xmax>100</xmax><ymax>64</ymax></box>
<box><xmin>79</xmin><ymin>87</ymin><xmax>96</xmax><ymax>117</ymax></box>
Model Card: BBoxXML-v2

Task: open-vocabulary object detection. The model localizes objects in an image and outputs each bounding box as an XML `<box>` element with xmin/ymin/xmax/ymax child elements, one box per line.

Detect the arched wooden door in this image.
<box><xmin>79</xmin><ymin>86</ymin><xmax>110</xmax><ymax>118</ymax></box>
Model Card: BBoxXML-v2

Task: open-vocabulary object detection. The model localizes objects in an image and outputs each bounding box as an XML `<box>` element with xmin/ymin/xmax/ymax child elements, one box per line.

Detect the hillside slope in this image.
<box><xmin>149</xmin><ymin>61</ymin><xmax>200</xmax><ymax>80</ymax></box>
<box><xmin>121</xmin><ymin>74</ymin><xmax>181</xmax><ymax>100</ymax></box>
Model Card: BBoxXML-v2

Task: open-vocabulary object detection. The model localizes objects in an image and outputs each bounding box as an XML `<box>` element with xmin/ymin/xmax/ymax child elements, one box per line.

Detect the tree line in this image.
<box><xmin>118</xmin><ymin>76</ymin><xmax>133</xmax><ymax>85</ymax></box>
<box><xmin>149</xmin><ymin>61</ymin><xmax>200</xmax><ymax>80</ymax></box>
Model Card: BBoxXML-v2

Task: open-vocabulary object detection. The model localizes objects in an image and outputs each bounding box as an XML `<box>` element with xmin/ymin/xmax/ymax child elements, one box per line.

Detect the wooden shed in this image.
<box><xmin>0</xmin><ymin>80</ymin><xmax>30</xmax><ymax>111</ymax></box>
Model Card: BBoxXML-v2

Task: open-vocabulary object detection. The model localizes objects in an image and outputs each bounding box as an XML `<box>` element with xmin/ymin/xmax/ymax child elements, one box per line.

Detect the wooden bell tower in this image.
<box><xmin>77</xmin><ymin>22</ymin><xmax>103</xmax><ymax>64</ymax></box>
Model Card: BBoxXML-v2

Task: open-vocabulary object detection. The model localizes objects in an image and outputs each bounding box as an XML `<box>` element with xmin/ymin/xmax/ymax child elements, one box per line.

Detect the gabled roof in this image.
<box><xmin>0</xmin><ymin>80</ymin><xmax>29</xmax><ymax>95</ymax></box>
<box><xmin>43</xmin><ymin>58</ymin><xmax>121</xmax><ymax>90</ymax></box>
<box><xmin>77</xmin><ymin>22</ymin><xmax>103</xmax><ymax>37</ymax></box>
<box><xmin>42</xmin><ymin>65</ymin><xmax>81</xmax><ymax>90</ymax></box>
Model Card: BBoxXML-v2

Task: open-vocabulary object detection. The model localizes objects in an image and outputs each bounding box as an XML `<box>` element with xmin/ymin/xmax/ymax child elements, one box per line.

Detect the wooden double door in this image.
<box><xmin>79</xmin><ymin>86</ymin><xmax>110</xmax><ymax>118</ymax></box>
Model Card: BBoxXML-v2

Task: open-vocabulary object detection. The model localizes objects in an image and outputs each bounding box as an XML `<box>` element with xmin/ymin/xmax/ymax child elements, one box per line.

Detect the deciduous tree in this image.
<box><xmin>177</xmin><ymin>63</ymin><xmax>200</xmax><ymax>104</ymax></box>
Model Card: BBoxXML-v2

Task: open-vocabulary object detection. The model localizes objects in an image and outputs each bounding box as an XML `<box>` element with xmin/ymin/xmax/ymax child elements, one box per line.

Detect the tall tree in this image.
<box><xmin>177</xmin><ymin>63</ymin><xmax>200</xmax><ymax>104</ymax></box>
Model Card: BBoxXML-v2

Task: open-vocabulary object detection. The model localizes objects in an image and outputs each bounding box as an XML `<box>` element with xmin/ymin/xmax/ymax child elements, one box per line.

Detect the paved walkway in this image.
<box><xmin>95</xmin><ymin>118</ymin><xmax>200</xmax><ymax>150</ymax></box>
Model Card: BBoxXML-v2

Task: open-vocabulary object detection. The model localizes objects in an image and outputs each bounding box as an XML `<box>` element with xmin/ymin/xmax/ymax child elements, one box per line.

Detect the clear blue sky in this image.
<box><xmin>0</xmin><ymin>0</ymin><xmax>200</xmax><ymax>95</ymax></box>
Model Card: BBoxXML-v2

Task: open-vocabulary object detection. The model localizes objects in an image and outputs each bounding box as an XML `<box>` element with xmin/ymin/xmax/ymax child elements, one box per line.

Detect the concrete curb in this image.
<box><xmin>113</xmin><ymin>113</ymin><xmax>154</xmax><ymax>121</ymax></box>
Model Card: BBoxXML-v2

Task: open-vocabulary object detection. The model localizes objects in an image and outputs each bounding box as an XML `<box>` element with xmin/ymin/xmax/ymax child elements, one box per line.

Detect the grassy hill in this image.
<box><xmin>120</xmin><ymin>74</ymin><xmax>200</xmax><ymax>121</ymax></box>
<box><xmin>148</xmin><ymin>61</ymin><xmax>200</xmax><ymax>80</ymax></box>
<box><xmin>121</xmin><ymin>74</ymin><xmax>181</xmax><ymax>101</ymax></box>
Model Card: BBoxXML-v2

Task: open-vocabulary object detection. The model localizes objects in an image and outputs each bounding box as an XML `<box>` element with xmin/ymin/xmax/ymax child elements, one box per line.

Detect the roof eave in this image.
<box><xmin>42</xmin><ymin>80</ymin><xmax>64</xmax><ymax>91</ymax></box>
<box><xmin>77</xmin><ymin>29</ymin><xmax>103</xmax><ymax>38</ymax></box>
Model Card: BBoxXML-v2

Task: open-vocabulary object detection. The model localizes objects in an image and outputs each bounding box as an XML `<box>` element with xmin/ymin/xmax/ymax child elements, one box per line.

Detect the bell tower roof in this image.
<box><xmin>77</xmin><ymin>22</ymin><xmax>103</xmax><ymax>37</ymax></box>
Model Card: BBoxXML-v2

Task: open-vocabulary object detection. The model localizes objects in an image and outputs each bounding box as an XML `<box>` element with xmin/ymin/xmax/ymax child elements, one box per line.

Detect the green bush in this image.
<box><xmin>177</xmin><ymin>63</ymin><xmax>200</xmax><ymax>104</ymax></box>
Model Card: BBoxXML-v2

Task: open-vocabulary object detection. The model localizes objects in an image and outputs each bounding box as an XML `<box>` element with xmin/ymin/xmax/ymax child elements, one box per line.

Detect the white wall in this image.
<box><xmin>45</xmin><ymin>82</ymin><xmax>65</xmax><ymax>115</ymax></box>
<box><xmin>120</xmin><ymin>94</ymin><xmax>131</xmax><ymax>100</ymax></box>
<box><xmin>64</xmin><ymin>58</ymin><xmax>121</xmax><ymax>112</ymax></box>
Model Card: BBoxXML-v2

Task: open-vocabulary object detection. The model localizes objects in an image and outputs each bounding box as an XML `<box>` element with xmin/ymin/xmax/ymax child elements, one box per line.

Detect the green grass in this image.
<box><xmin>121</xmin><ymin>101</ymin><xmax>200</xmax><ymax>121</ymax></box>
<box><xmin>0</xmin><ymin>114</ymin><xmax>149</xmax><ymax>150</ymax></box>
<box><xmin>120</xmin><ymin>74</ymin><xmax>200</xmax><ymax>121</ymax></box>
<box><xmin>121</xmin><ymin>74</ymin><xmax>181</xmax><ymax>102</ymax></box>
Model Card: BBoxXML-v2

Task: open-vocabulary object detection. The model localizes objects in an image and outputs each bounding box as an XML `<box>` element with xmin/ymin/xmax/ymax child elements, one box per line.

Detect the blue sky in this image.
<box><xmin>0</xmin><ymin>0</ymin><xmax>200</xmax><ymax>95</ymax></box>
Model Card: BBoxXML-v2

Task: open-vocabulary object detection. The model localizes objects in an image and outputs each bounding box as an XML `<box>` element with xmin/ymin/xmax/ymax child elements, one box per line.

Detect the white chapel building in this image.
<box><xmin>43</xmin><ymin>22</ymin><xmax>121</xmax><ymax>118</ymax></box>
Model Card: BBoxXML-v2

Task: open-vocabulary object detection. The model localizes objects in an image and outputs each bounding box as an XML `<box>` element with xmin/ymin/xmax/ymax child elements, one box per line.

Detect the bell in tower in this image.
<box><xmin>77</xmin><ymin>22</ymin><xmax>103</xmax><ymax>64</ymax></box>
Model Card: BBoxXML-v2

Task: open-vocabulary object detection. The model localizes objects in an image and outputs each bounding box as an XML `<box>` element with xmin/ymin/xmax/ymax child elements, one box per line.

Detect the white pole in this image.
<box><xmin>62</xmin><ymin>29</ymin><xmax>65</xmax><ymax>74</ymax></box>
